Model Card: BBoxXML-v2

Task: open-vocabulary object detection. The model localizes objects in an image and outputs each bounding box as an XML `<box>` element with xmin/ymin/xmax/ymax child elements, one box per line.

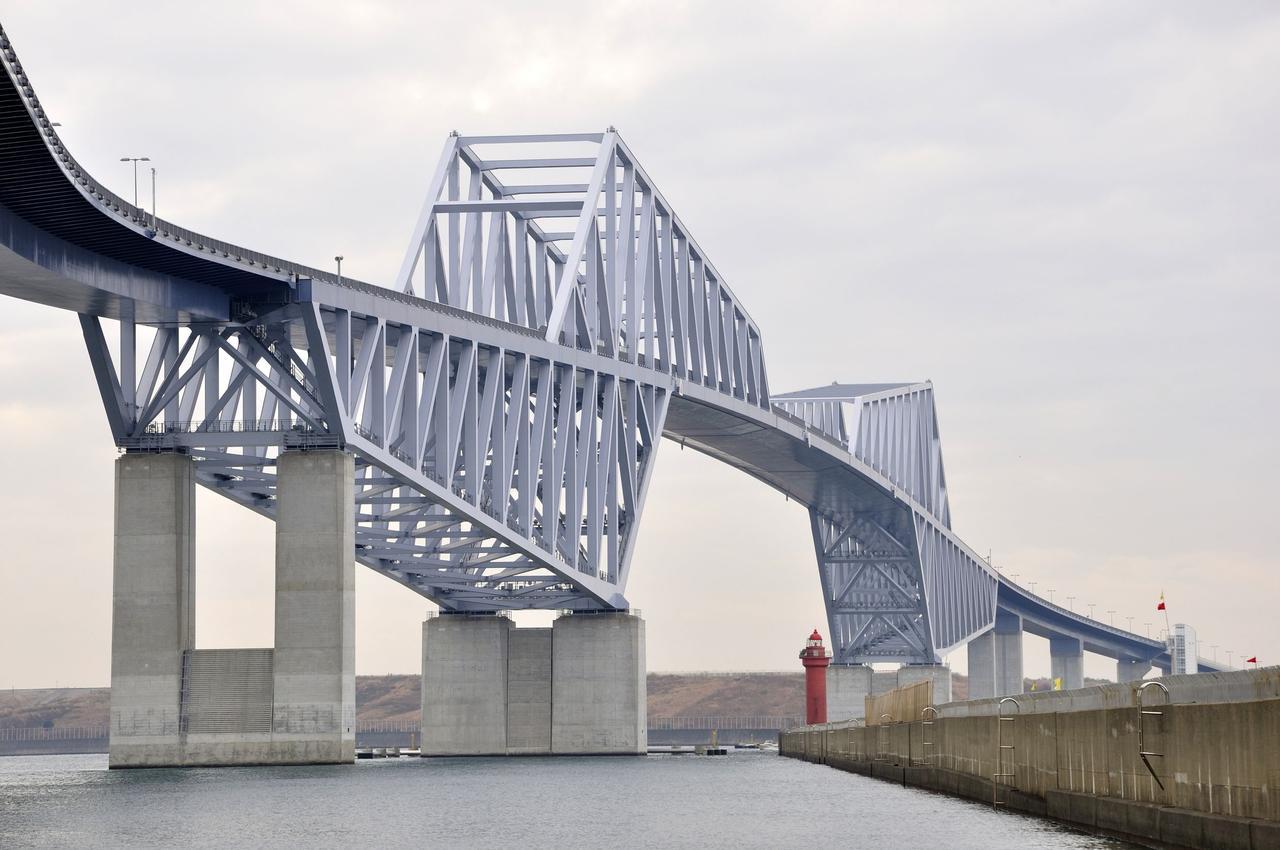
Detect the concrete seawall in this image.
<box><xmin>781</xmin><ymin>672</ymin><xmax>1280</xmax><ymax>850</ymax></box>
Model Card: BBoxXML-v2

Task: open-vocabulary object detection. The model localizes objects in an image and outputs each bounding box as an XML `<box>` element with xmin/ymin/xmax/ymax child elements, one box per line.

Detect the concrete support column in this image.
<box><xmin>109</xmin><ymin>452</ymin><xmax>196</xmax><ymax>768</ymax></box>
<box><xmin>827</xmin><ymin>664</ymin><xmax>873</xmax><ymax>722</ymax></box>
<box><xmin>506</xmin><ymin>627</ymin><xmax>552</xmax><ymax>754</ymax></box>
<box><xmin>551</xmin><ymin>612</ymin><xmax>646</xmax><ymax>755</ymax></box>
<box><xmin>1117</xmin><ymin>658</ymin><xmax>1153</xmax><ymax>682</ymax></box>
<box><xmin>1050</xmin><ymin>636</ymin><xmax>1084</xmax><ymax>690</ymax></box>
<box><xmin>967</xmin><ymin>610</ymin><xmax>1023</xmax><ymax>700</ymax></box>
<box><xmin>421</xmin><ymin>614</ymin><xmax>512</xmax><ymax>755</ymax></box>
<box><xmin>272</xmin><ymin>449</ymin><xmax>355</xmax><ymax>764</ymax></box>
<box><xmin>897</xmin><ymin>664</ymin><xmax>952</xmax><ymax>705</ymax></box>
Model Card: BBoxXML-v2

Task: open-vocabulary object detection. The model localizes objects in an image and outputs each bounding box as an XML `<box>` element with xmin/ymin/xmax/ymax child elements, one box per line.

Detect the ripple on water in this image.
<box><xmin>0</xmin><ymin>752</ymin><xmax>1139</xmax><ymax>850</ymax></box>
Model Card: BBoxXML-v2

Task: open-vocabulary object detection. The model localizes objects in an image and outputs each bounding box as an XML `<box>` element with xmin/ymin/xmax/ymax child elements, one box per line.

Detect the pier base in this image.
<box><xmin>420</xmin><ymin>610</ymin><xmax>646</xmax><ymax>756</ymax></box>
<box><xmin>897</xmin><ymin>663</ymin><xmax>952</xmax><ymax>705</ymax></box>
<box><xmin>108</xmin><ymin>449</ymin><xmax>355</xmax><ymax>768</ymax></box>
<box><xmin>827</xmin><ymin>665</ymin><xmax>873</xmax><ymax>722</ymax></box>
<box><xmin>108</xmin><ymin>453</ymin><xmax>195</xmax><ymax>767</ymax></box>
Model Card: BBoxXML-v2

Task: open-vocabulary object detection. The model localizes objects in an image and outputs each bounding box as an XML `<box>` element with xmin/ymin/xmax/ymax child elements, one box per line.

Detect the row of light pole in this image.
<box><xmin>122</xmin><ymin>156</ymin><xmax>347</xmax><ymax>280</ymax></box>
<box><xmin>120</xmin><ymin>155</ymin><xmax>156</xmax><ymax>229</ymax></box>
<box><xmin>992</xmin><ymin>564</ymin><xmax>1254</xmax><ymax>669</ymax></box>
<box><xmin>991</xmin><ymin>558</ymin><xmax>1165</xmax><ymax>638</ymax></box>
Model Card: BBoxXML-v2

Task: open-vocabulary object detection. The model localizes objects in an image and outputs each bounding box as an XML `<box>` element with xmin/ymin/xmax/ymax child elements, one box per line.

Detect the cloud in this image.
<box><xmin>0</xmin><ymin>1</ymin><xmax>1276</xmax><ymax>685</ymax></box>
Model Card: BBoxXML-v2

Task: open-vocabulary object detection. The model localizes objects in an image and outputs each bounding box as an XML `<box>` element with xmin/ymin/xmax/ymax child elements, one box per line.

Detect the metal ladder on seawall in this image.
<box><xmin>993</xmin><ymin>696</ymin><xmax>1020</xmax><ymax>808</ymax></box>
<box><xmin>1137</xmin><ymin>680</ymin><xmax>1169</xmax><ymax>792</ymax></box>
<box><xmin>876</xmin><ymin>714</ymin><xmax>893</xmax><ymax>761</ymax></box>
<box><xmin>917</xmin><ymin>706</ymin><xmax>938</xmax><ymax>767</ymax></box>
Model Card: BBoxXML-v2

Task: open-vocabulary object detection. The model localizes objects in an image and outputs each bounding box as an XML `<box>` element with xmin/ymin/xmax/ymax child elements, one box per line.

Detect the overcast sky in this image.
<box><xmin>1</xmin><ymin>2</ymin><xmax>1276</xmax><ymax>687</ymax></box>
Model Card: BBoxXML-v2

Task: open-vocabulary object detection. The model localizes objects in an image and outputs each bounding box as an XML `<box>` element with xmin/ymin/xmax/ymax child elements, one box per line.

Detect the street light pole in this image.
<box><xmin>1106</xmin><ymin>610</ymin><xmax>1116</xmax><ymax>626</ymax></box>
<box><xmin>120</xmin><ymin>156</ymin><xmax>151</xmax><ymax>208</ymax></box>
<box><xmin>1066</xmin><ymin>596</ymin><xmax>1075</xmax><ymax>612</ymax></box>
<box><xmin>1126</xmin><ymin>616</ymin><xmax>1134</xmax><ymax>632</ymax></box>
<box><xmin>335</xmin><ymin>256</ymin><xmax>344</xmax><ymax>286</ymax></box>
<box><xmin>1088</xmin><ymin>603</ymin><xmax>1096</xmax><ymax>620</ymax></box>
<box><xmin>150</xmin><ymin>167</ymin><xmax>157</xmax><ymax>230</ymax></box>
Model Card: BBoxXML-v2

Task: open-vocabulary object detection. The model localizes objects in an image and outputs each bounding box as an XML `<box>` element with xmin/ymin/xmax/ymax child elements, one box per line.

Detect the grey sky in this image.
<box><xmin>1</xmin><ymin>2</ymin><xmax>1276</xmax><ymax>687</ymax></box>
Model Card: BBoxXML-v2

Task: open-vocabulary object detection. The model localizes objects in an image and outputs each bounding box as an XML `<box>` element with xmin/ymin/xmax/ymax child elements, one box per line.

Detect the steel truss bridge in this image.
<box><xmin>0</xmin><ymin>24</ymin><xmax>1209</xmax><ymax>673</ymax></box>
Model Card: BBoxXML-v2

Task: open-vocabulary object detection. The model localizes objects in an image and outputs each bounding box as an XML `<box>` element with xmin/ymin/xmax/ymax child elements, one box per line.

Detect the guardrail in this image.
<box><xmin>0</xmin><ymin>726</ymin><xmax>108</xmax><ymax>741</ymax></box>
<box><xmin>648</xmin><ymin>716</ymin><xmax>801</xmax><ymax>730</ymax></box>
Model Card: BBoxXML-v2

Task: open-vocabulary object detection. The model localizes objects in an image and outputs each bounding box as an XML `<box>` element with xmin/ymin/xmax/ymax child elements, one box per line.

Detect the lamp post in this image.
<box><xmin>1066</xmin><ymin>596</ymin><xmax>1075</xmax><ymax>612</ymax></box>
<box><xmin>335</xmin><ymin>256</ymin><xmax>344</xmax><ymax>286</ymax></box>
<box><xmin>1144</xmin><ymin>622</ymin><xmax>1151</xmax><ymax>638</ymax></box>
<box><xmin>1048</xmin><ymin>588</ymin><xmax>1056</xmax><ymax>604</ymax></box>
<box><xmin>120</xmin><ymin>156</ymin><xmax>151</xmax><ymax>208</ymax></box>
<box><xmin>1088</xmin><ymin>603</ymin><xmax>1096</xmax><ymax>620</ymax></box>
<box><xmin>1106</xmin><ymin>609</ymin><xmax>1116</xmax><ymax>626</ymax></box>
<box><xmin>1029</xmin><ymin>581</ymin><xmax>1038</xmax><ymax>595</ymax></box>
<box><xmin>1126</xmin><ymin>616</ymin><xmax>1134</xmax><ymax>632</ymax></box>
<box><xmin>150</xmin><ymin>167</ymin><xmax>157</xmax><ymax>230</ymax></box>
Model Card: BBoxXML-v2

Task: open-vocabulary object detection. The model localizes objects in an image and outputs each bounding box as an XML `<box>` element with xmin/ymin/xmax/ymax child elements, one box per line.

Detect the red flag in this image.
<box><xmin>1157</xmin><ymin>600</ymin><xmax>1165</xmax><ymax>611</ymax></box>
<box><xmin>1247</xmin><ymin>656</ymin><xmax>1258</xmax><ymax>664</ymax></box>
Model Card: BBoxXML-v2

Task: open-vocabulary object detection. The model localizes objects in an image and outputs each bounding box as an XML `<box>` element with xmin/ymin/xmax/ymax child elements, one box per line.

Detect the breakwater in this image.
<box><xmin>780</xmin><ymin>668</ymin><xmax>1280</xmax><ymax>850</ymax></box>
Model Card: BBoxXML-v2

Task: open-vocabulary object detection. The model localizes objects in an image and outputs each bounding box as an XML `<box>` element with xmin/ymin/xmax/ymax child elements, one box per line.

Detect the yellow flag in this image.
<box><xmin>1053</xmin><ymin>677</ymin><xmax>1063</xmax><ymax>691</ymax></box>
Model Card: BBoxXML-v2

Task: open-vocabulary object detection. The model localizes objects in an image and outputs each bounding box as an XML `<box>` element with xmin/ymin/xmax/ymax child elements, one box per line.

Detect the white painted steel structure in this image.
<box><xmin>0</xmin><ymin>23</ymin><xmax>1211</xmax><ymax>669</ymax></box>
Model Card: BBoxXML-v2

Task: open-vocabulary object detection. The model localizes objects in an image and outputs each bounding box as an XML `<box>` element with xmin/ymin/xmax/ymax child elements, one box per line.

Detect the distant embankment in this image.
<box><xmin>2</xmin><ymin>672</ymin><xmax>811</xmax><ymax>754</ymax></box>
<box><xmin>2</xmin><ymin>671</ymin><xmax>1100</xmax><ymax>754</ymax></box>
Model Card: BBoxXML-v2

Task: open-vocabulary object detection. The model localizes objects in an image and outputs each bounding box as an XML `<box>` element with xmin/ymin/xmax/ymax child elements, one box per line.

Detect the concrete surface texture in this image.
<box><xmin>967</xmin><ymin>611</ymin><xmax>1023</xmax><ymax>700</ymax></box>
<box><xmin>781</xmin><ymin>667</ymin><xmax>1280</xmax><ymax>849</ymax></box>
<box><xmin>108</xmin><ymin>452</ymin><xmax>196</xmax><ymax>767</ymax></box>
<box><xmin>1117</xmin><ymin>658</ymin><xmax>1154</xmax><ymax>682</ymax></box>
<box><xmin>110</xmin><ymin>449</ymin><xmax>357</xmax><ymax>767</ymax></box>
<box><xmin>1050</xmin><ymin>636</ymin><xmax>1085</xmax><ymax>690</ymax></box>
<box><xmin>896</xmin><ymin>664</ymin><xmax>953</xmax><ymax>705</ymax></box>
<box><xmin>827</xmin><ymin>665</ymin><xmax>872</xmax><ymax>722</ymax></box>
<box><xmin>551</xmin><ymin>612</ymin><xmax>646</xmax><ymax>755</ymax></box>
<box><xmin>506</xmin><ymin>627</ymin><xmax>553</xmax><ymax>753</ymax></box>
<box><xmin>271</xmin><ymin>449</ymin><xmax>356</xmax><ymax>763</ymax></box>
<box><xmin>420</xmin><ymin>614</ymin><xmax>511</xmax><ymax>755</ymax></box>
<box><xmin>420</xmin><ymin>611</ymin><xmax>647</xmax><ymax>755</ymax></box>
<box><xmin>939</xmin><ymin>667</ymin><xmax>1280</xmax><ymax>718</ymax></box>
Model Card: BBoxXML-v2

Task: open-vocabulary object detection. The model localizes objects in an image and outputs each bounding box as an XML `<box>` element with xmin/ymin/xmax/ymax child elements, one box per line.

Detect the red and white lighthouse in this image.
<box><xmin>800</xmin><ymin>628</ymin><xmax>831</xmax><ymax>725</ymax></box>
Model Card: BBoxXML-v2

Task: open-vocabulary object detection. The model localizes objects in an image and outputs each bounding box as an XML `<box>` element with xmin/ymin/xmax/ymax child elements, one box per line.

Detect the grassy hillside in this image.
<box><xmin>0</xmin><ymin>672</ymin><xmax>1113</xmax><ymax>730</ymax></box>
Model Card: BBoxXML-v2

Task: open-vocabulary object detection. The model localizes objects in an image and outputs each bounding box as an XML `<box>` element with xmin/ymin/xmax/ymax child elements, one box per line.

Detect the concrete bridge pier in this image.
<box><xmin>1117</xmin><ymin>658</ymin><xmax>1154</xmax><ymax>682</ymax></box>
<box><xmin>827</xmin><ymin>664</ymin><xmax>873</xmax><ymax>722</ymax></box>
<box><xmin>1050</xmin><ymin>635</ymin><xmax>1085</xmax><ymax>690</ymax></box>
<box><xmin>108</xmin><ymin>452</ymin><xmax>195</xmax><ymax>767</ymax></box>
<box><xmin>421</xmin><ymin>610</ymin><xmax>645</xmax><ymax>756</ymax></box>
<box><xmin>967</xmin><ymin>610</ymin><xmax>1023</xmax><ymax>699</ymax></box>
<box><xmin>897</xmin><ymin>663</ymin><xmax>952</xmax><ymax>704</ymax></box>
<box><xmin>108</xmin><ymin>449</ymin><xmax>355</xmax><ymax>768</ymax></box>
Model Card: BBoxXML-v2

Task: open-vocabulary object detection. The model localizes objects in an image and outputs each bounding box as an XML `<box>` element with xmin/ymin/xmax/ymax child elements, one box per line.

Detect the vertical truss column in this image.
<box><xmin>810</xmin><ymin>509</ymin><xmax>933</xmax><ymax>664</ymax></box>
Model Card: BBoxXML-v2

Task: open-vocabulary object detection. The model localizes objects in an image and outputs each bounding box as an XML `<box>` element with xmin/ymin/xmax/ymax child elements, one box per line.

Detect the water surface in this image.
<box><xmin>0</xmin><ymin>752</ymin><xmax>1137</xmax><ymax>849</ymax></box>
